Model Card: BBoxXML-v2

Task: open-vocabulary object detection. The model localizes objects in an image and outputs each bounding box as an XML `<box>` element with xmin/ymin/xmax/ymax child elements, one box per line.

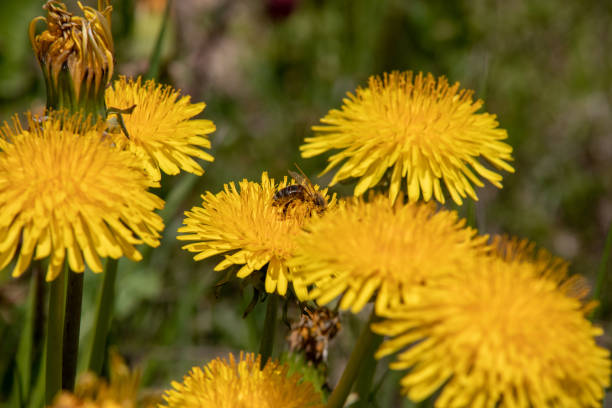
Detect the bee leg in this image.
<box><xmin>282</xmin><ymin>201</ymin><xmax>291</xmax><ymax>217</ymax></box>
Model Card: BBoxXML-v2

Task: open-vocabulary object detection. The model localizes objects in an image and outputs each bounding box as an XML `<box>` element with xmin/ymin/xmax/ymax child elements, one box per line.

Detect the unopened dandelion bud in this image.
<box><xmin>29</xmin><ymin>0</ymin><xmax>114</xmax><ymax>119</ymax></box>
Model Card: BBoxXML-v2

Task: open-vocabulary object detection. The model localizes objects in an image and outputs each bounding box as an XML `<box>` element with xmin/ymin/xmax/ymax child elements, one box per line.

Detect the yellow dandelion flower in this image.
<box><xmin>301</xmin><ymin>71</ymin><xmax>514</xmax><ymax>205</ymax></box>
<box><xmin>372</xmin><ymin>255</ymin><xmax>611</xmax><ymax>407</ymax></box>
<box><xmin>50</xmin><ymin>351</ymin><xmax>141</xmax><ymax>408</ymax></box>
<box><xmin>161</xmin><ymin>352</ymin><xmax>324</xmax><ymax>408</ymax></box>
<box><xmin>492</xmin><ymin>234</ymin><xmax>597</xmax><ymax>311</ymax></box>
<box><xmin>105</xmin><ymin>76</ymin><xmax>215</xmax><ymax>181</ymax></box>
<box><xmin>177</xmin><ymin>172</ymin><xmax>333</xmax><ymax>297</ymax></box>
<box><xmin>50</xmin><ymin>393</ymin><xmax>122</xmax><ymax>408</ymax></box>
<box><xmin>0</xmin><ymin>114</ymin><xmax>164</xmax><ymax>281</ymax></box>
<box><xmin>290</xmin><ymin>195</ymin><xmax>489</xmax><ymax>314</ymax></box>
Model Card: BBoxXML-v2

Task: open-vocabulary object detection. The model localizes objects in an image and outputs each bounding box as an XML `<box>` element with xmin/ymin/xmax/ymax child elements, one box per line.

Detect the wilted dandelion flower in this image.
<box><xmin>0</xmin><ymin>114</ymin><xmax>164</xmax><ymax>281</ymax></box>
<box><xmin>372</xmin><ymin>251</ymin><xmax>611</xmax><ymax>407</ymax></box>
<box><xmin>161</xmin><ymin>352</ymin><xmax>324</xmax><ymax>408</ymax></box>
<box><xmin>290</xmin><ymin>195</ymin><xmax>489</xmax><ymax>314</ymax></box>
<box><xmin>177</xmin><ymin>172</ymin><xmax>333</xmax><ymax>297</ymax></box>
<box><xmin>105</xmin><ymin>76</ymin><xmax>215</xmax><ymax>181</ymax></box>
<box><xmin>29</xmin><ymin>0</ymin><xmax>114</xmax><ymax>117</ymax></box>
<box><xmin>301</xmin><ymin>71</ymin><xmax>514</xmax><ymax>205</ymax></box>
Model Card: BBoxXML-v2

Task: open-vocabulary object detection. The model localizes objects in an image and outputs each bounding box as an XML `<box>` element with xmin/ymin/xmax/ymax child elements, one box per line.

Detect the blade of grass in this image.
<box><xmin>326</xmin><ymin>309</ymin><xmax>378</xmax><ymax>408</ymax></box>
<box><xmin>27</xmin><ymin>347</ymin><xmax>46</xmax><ymax>408</ymax></box>
<box><xmin>10</xmin><ymin>266</ymin><xmax>42</xmax><ymax>406</ymax></box>
<box><xmin>87</xmin><ymin>258</ymin><xmax>118</xmax><ymax>375</ymax></box>
<box><xmin>145</xmin><ymin>0</ymin><xmax>172</xmax><ymax>80</ymax></box>
<box><xmin>160</xmin><ymin>173</ymin><xmax>200</xmax><ymax>222</ymax></box>
<box><xmin>258</xmin><ymin>294</ymin><xmax>278</xmax><ymax>369</ymax></box>
<box><xmin>139</xmin><ymin>173</ymin><xmax>200</xmax><ymax>263</ymax></box>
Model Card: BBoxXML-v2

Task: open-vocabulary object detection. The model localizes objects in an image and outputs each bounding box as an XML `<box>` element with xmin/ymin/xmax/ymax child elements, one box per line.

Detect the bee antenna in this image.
<box><xmin>293</xmin><ymin>162</ymin><xmax>307</xmax><ymax>178</ymax></box>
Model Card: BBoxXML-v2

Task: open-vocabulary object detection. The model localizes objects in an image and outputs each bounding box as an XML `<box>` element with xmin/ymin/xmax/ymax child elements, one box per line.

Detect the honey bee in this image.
<box><xmin>286</xmin><ymin>307</ymin><xmax>341</xmax><ymax>366</ymax></box>
<box><xmin>273</xmin><ymin>165</ymin><xmax>327</xmax><ymax>216</ymax></box>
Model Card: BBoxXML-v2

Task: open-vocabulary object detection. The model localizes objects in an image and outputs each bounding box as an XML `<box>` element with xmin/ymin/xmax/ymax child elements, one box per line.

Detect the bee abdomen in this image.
<box><xmin>273</xmin><ymin>184</ymin><xmax>306</xmax><ymax>202</ymax></box>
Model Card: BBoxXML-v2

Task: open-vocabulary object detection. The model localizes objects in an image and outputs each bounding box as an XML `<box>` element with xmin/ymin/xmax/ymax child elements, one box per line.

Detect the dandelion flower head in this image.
<box><xmin>372</xmin><ymin>247</ymin><xmax>611</xmax><ymax>407</ymax></box>
<box><xmin>50</xmin><ymin>394</ymin><xmax>121</xmax><ymax>408</ymax></box>
<box><xmin>0</xmin><ymin>113</ymin><xmax>164</xmax><ymax>281</ymax></box>
<box><xmin>50</xmin><ymin>351</ymin><xmax>140</xmax><ymax>408</ymax></box>
<box><xmin>178</xmin><ymin>172</ymin><xmax>333</xmax><ymax>297</ymax></box>
<box><xmin>160</xmin><ymin>352</ymin><xmax>324</xmax><ymax>408</ymax></box>
<box><xmin>301</xmin><ymin>71</ymin><xmax>514</xmax><ymax>205</ymax></box>
<box><xmin>492</xmin><ymin>234</ymin><xmax>597</xmax><ymax>310</ymax></box>
<box><xmin>290</xmin><ymin>195</ymin><xmax>489</xmax><ymax>314</ymax></box>
<box><xmin>105</xmin><ymin>76</ymin><xmax>215</xmax><ymax>181</ymax></box>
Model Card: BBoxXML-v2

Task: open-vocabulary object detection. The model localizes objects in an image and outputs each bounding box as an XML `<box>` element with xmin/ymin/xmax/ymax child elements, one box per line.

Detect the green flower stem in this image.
<box><xmin>591</xmin><ymin>221</ymin><xmax>612</xmax><ymax>321</ymax></box>
<box><xmin>45</xmin><ymin>267</ymin><xmax>67</xmax><ymax>405</ymax></box>
<box><xmin>62</xmin><ymin>270</ymin><xmax>84</xmax><ymax>391</ymax></box>
<box><xmin>87</xmin><ymin>258</ymin><xmax>118</xmax><ymax>375</ymax></box>
<box><xmin>258</xmin><ymin>294</ymin><xmax>278</xmax><ymax>369</ymax></box>
<box><xmin>326</xmin><ymin>309</ymin><xmax>378</xmax><ymax>408</ymax></box>
<box><xmin>354</xmin><ymin>326</ymin><xmax>384</xmax><ymax>407</ymax></box>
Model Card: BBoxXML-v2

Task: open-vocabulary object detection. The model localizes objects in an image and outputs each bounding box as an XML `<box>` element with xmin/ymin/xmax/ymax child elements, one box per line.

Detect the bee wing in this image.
<box><xmin>288</xmin><ymin>170</ymin><xmax>305</xmax><ymax>185</ymax></box>
<box><xmin>289</xmin><ymin>163</ymin><xmax>325</xmax><ymax>204</ymax></box>
<box><xmin>292</xmin><ymin>164</ymin><xmax>320</xmax><ymax>196</ymax></box>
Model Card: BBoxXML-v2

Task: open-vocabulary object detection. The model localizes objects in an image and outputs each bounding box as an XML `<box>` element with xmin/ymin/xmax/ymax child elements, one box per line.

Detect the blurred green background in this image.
<box><xmin>1</xmin><ymin>0</ymin><xmax>611</xmax><ymax>406</ymax></box>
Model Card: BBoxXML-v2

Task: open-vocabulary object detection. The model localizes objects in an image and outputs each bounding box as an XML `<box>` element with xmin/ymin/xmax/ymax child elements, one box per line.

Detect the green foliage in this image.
<box><xmin>280</xmin><ymin>352</ymin><xmax>328</xmax><ymax>402</ymax></box>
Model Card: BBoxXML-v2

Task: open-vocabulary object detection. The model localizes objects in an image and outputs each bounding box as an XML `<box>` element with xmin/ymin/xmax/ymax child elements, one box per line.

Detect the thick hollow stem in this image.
<box><xmin>87</xmin><ymin>258</ymin><xmax>118</xmax><ymax>374</ymax></box>
<box><xmin>326</xmin><ymin>309</ymin><xmax>378</xmax><ymax>408</ymax></box>
<box><xmin>45</xmin><ymin>269</ymin><xmax>67</xmax><ymax>405</ymax></box>
<box><xmin>62</xmin><ymin>270</ymin><xmax>84</xmax><ymax>391</ymax></box>
<box><xmin>258</xmin><ymin>294</ymin><xmax>278</xmax><ymax>369</ymax></box>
